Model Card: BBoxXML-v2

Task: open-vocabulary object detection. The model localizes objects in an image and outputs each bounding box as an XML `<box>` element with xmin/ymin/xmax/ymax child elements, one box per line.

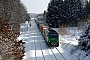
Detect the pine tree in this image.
<box><xmin>46</xmin><ymin>0</ymin><xmax>85</xmax><ymax>27</ymax></box>
<box><xmin>47</xmin><ymin>0</ymin><xmax>64</xmax><ymax>27</ymax></box>
<box><xmin>85</xmin><ymin>1</ymin><xmax>90</xmax><ymax>15</ymax></box>
<box><xmin>78</xmin><ymin>24</ymin><xmax>90</xmax><ymax>52</ymax></box>
<box><xmin>59</xmin><ymin>0</ymin><xmax>85</xmax><ymax>26</ymax></box>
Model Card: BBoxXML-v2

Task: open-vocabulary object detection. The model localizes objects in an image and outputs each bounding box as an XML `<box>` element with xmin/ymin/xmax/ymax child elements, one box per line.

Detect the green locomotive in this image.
<box><xmin>44</xmin><ymin>28</ymin><xmax>59</xmax><ymax>47</ymax></box>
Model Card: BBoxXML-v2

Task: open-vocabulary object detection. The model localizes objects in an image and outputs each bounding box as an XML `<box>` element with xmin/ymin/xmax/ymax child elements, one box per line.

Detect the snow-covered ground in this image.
<box><xmin>18</xmin><ymin>19</ymin><xmax>90</xmax><ymax>60</ymax></box>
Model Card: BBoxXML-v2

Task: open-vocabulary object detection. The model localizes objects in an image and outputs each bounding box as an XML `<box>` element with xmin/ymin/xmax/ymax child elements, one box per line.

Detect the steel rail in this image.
<box><xmin>33</xmin><ymin>33</ymin><xmax>37</xmax><ymax>60</ymax></box>
<box><xmin>55</xmin><ymin>47</ymin><xmax>66</xmax><ymax>60</ymax></box>
<box><xmin>38</xmin><ymin>33</ymin><xmax>46</xmax><ymax>60</ymax></box>
<box><xmin>50</xmin><ymin>47</ymin><xmax>58</xmax><ymax>60</ymax></box>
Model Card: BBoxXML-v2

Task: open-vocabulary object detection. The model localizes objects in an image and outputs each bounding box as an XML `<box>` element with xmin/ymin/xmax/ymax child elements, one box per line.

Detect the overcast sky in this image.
<box><xmin>20</xmin><ymin>0</ymin><xmax>50</xmax><ymax>14</ymax></box>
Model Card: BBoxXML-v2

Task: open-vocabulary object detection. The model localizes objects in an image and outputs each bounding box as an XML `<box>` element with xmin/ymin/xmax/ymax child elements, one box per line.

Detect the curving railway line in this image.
<box><xmin>32</xmin><ymin>26</ymin><xmax>66</xmax><ymax>60</ymax></box>
<box><xmin>55</xmin><ymin>47</ymin><xmax>66</xmax><ymax>60</ymax></box>
<box><xmin>22</xmin><ymin>20</ymin><xmax>72</xmax><ymax>60</ymax></box>
<box><xmin>33</xmin><ymin>33</ymin><xmax>66</xmax><ymax>60</ymax></box>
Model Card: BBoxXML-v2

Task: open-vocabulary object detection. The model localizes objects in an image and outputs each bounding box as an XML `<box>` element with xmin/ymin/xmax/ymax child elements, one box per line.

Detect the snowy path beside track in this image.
<box><xmin>19</xmin><ymin>20</ymin><xmax>78</xmax><ymax>60</ymax></box>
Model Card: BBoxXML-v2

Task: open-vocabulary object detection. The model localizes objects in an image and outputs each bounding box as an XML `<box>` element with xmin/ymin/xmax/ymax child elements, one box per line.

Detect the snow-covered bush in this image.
<box><xmin>78</xmin><ymin>24</ymin><xmax>90</xmax><ymax>52</ymax></box>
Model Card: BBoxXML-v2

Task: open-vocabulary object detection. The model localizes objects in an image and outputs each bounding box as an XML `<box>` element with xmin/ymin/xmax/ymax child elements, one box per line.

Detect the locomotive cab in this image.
<box><xmin>43</xmin><ymin>27</ymin><xmax>59</xmax><ymax>47</ymax></box>
<box><xmin>48</xmin><ymin>29</ymin><xmax>59</xmax><ymax>47</ymax></box>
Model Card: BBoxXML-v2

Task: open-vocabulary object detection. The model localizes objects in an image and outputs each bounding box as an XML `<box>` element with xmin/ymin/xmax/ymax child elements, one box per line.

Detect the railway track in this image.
<box><xmin>38</xmin><ymin>29</ymin><xmax>55</xmax><ymax>60</ymax></box>
<box><xmin>32</xmin><ymin>20</ymin><xmax>66</xmax><ymax>60</ymax></box>
<box><xmin>49</xmin><ymin>47</ymin><xmax>66</xmax><ymax>60</ymax></box>
<box><xmin>50</xmin><ymin>48</ymin><xmax>58</xmax><ymax>60</ymax></box>
<box><xmin>37</xmin><ymin>32</ymin><xmax>66</xmax><ymax>60</ymax></box>
<box><xmin>38</xmin><ymin>33</ymin><xmax>45</xmax><ymax>60</ymax></box>
<box><xmin>33</xmin><ymin>32</ymin><xmax>37</xmax><ymax>60</ymax></box>
<box><xmin>55</xmin><ymin>47</ymin><xmax>66</xmax><ymax>60</ymax></box>
<box><xmin>33</xmin><ymin>30</ymin><xmax>55</xmax><ymax>60</ymax></box>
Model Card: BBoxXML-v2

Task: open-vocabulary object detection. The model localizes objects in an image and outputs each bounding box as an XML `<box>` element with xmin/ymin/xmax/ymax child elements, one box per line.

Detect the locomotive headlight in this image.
<box><xmin>57</xmin><ymin>41</ymin><xmax>59</xmax><ymax>42</ymax></box>
<box><xmin>48</xmin><ymin>41</ymin><xmax>50</xmax><ymax>42</ymax></box>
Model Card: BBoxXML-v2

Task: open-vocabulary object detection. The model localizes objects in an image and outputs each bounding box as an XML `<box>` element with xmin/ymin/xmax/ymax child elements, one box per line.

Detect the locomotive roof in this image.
<box><xmin>48</xmin><ymin>28</ymin><xmax>58</xmax><ymax>34</ymax></box>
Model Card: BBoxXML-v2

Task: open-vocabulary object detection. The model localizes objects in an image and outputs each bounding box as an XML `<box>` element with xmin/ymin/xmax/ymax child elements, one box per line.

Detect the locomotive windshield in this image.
<box><xmin>48</xmin><ymin>29</ymin><xmax>58</xmax><ymax>38</ymax></box>
<box><xmin>49</xmin><ymin>34</ymin><xmax>58</xmax><ymax>38</ymax></box>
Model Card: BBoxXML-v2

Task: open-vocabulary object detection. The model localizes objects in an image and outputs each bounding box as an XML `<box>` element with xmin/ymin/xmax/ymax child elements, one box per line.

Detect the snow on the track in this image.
<box><xmin>18</xmin><ymin>19</ymin><xmax>90</xmax><ymax>60</ymax></box>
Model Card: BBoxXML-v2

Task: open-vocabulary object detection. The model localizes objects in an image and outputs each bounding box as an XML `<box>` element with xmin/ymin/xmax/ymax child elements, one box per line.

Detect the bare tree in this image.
<box><xmin>0</xmin><ymin>0</ymin><xmax>29</xmax><ymax>60</ymax></box>
<box><xmin>0</xmin><ymin>0</ymin><xmax>29</xmax><ymax>34</ymax></box>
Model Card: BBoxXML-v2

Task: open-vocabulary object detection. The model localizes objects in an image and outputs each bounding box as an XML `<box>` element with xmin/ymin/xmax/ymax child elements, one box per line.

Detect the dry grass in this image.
<box><xmin>59</xmin><ymin>26</ymin><xmax>68</xmax><ymax>35</ymax></box>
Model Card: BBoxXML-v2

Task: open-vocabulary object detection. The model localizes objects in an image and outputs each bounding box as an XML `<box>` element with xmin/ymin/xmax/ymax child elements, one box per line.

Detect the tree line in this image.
<box><xmin>45</xmin><ymin>0</ymin><xmax>90</xmax><ymax>28</ymax></box>
<box><xmin>0</xmin><ymin>0</ymin><xmax>30</xmax><ymax>60</ymax></box>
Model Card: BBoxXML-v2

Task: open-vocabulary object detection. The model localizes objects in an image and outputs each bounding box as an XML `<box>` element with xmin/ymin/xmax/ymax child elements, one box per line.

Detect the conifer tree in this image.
<box><xmin>46</xmin><ymin>0</ymin><xmax>85</xmax><ymax>27</ymax></box>
<box><xmin>46</xmin><ymin>0</ymin><xmax>60</xmax><ymax>27</ymax></box>
<box><xmin>78</xmin><ymin>24</ymin><xmax>90</xmax><ymax>52</ymax></box>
